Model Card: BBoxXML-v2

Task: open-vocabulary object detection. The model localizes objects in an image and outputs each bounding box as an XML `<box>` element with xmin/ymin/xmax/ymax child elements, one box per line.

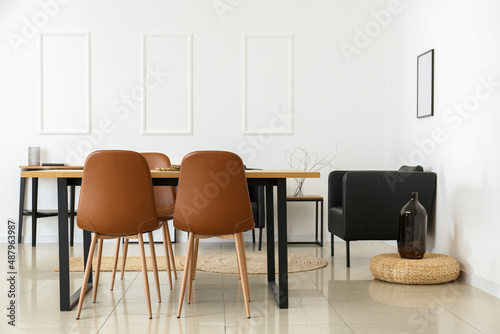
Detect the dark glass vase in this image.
<box><xmin>398</xmin><ymin>192</ymin><xmax>427</xmax><ymax>259</ymax></box>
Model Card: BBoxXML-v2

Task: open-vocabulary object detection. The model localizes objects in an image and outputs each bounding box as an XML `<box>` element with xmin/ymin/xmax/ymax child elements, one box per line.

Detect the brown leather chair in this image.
<box><xmin>174</xmin><ymin>151</ymin><xmax>255</xmax><ymax>318</ymax></box>
<box><xmin>110</xmin><ymin>152</ymin><xmax>177</xmax><ymax>290</ymax></box>
<box><xmin>75</xmin><ymin>150</ymin><xmax>161</xmax><ymax>320</ymax></box>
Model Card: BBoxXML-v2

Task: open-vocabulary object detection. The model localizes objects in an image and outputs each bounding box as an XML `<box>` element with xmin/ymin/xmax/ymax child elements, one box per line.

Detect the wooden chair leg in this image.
<box><xmin>76</xmin><ymin>233</ymin><xmax>97</xmax><ymax>320</ymax></box>
<box><xmin>192</xmin><ymin>238</ymin><xmax>199</xmax><ymax>280</ymax></box>
<box><xmin>177</xmin><ymin>232</ymin><xmax>195</xmax><ymax>318</ymax></box>
<box><xmin>110</xmin><ymin>238</ymin><xmax>121</xmax><ymax>290</ymax></box>
<box><xmin>138</xmin><ymin>233</ymin><xmax>153</xmax><ymax>319</ymax></box>
<box><xmin>161</xmin><ymin>223</ymin><xmax>173</xmax><ymax>290</ymax></box>
<box><xmin>148</xmin><ymin>232</ymin><xmax>161</xmax><ymax>303</ymax></box>
<box><xmin>235</xmin><ymin>232</ymin><xmax>251</xmax><ymax>318</ymax></box>
<box><xmin>238</xmin><ymin>233</ymin><xmax>250</xmax><ymax>302</ymax></box>
<box><xmin>121</xmin><ymin>239</ymin><xmax>129</xmax><ymax>279</ymax></box>
<box><xmin>92</xmin><ymin>239</ymin><xmax>104</xmax><ymax>303</ymax></box>
<box><xmin>165</xmin><ymin>222</ymin><xmax>178</xmax><ymax>279</ymax></box>
<box><xmin>235</xmin><ymin>236</ymin><xmax>243</xmax><ymax>281</ymax></box>
<box><xmin>187</xmin><ymin>238</ymin><xmax>199</xmax><ymax>304</ymax></box>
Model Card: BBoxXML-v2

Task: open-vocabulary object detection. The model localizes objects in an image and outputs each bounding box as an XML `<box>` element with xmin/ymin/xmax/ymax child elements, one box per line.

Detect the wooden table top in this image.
<box><xmin>20</xmin><ymin>165</ymin><xmax>84</xmax><ymax>170</ymax></box>
<box><xmin>20</xmin><ymin>169</ymin><xmax>320</xmax><ymax>179</ymax></box>
<box><xmin>286</xmin><ymin>195</ymin><xmax>324</xmax><ymax>201</ymax></box>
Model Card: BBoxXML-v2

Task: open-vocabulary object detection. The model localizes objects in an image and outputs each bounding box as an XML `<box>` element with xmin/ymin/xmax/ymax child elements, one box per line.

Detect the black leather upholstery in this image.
<box><xmin>328</xmin><ymin>169</ymin><xmax>437</xmax><ymax>267</ymax></box>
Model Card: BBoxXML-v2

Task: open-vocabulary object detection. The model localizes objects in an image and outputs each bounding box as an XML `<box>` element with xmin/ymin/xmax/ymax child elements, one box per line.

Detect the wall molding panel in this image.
<box><xmin>141</xmin><ymin>34</ymin><xmax>193</xmax><ymax>135</ymax></box>
<box><xmin>242</xmin><ymin>34</ymin><xmax>294</xmax><ymax>135</ymax></box>
<box><xmin>39</xmin><ymin>33</ymin><xmax>91</xmax><ymax>135</ymax></box>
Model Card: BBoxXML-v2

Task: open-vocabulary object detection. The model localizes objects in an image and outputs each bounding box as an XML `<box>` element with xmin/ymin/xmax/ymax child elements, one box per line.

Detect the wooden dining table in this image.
<box><xmin>19</xmin><ymin>168</ymin><xmax>320</xmax><ymax>311</ymax></box>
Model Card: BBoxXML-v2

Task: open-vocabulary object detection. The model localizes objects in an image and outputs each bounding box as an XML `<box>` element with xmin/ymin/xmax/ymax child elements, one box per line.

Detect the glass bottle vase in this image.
<box><xmin>398</xmin><ymin>192</ymin><xmax>427</xmax><ymax>259</ymax></box>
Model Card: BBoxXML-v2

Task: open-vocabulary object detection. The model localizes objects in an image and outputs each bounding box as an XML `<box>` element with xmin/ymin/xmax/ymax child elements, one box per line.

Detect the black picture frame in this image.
<box><xmin>417</xmin><ymin>49</ymin><xmax>434</xmax><ymax>118</ymax></box>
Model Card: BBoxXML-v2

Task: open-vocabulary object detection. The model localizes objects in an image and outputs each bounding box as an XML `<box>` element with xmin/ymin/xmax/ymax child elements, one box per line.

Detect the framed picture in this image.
<box><xmin>417</xmin><ymin>49</ymin><xmax>434</xmax><ymax>118</ymax></box>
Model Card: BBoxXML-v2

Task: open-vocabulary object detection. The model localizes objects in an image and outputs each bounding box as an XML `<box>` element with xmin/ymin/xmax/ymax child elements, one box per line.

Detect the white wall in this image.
<box><xmin>384</xmin><ymin>0</ymin><xmax>500</xmax><ymax>296</ymax></box>
<box><xmin>5</xmin><ymin>0</ymin><xmax>498</xmax><ymax>300</ymax></box>
<box><xmin>0</xmin><ymin>0</ymin><xmax>389</xmax><ymax>243</ymax></box>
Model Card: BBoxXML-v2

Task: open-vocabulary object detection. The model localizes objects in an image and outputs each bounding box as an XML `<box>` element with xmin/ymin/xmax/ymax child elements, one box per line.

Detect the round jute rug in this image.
<box><xmin>62</xmin><ymin>252</ymin><xmax>328</xmax><ymax>275</ymax></box>
<box><xmin>194</xmin><ymin>252</ymin><xmax>328</xmax><ymax>274</ymax></box>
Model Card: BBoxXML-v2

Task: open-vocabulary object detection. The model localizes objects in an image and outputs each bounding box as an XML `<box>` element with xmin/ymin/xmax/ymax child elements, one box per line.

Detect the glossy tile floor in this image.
<box><xmin>1</xmin><ymin>239</ymin><xmax>500</xmax><ymax>334</ymax></box>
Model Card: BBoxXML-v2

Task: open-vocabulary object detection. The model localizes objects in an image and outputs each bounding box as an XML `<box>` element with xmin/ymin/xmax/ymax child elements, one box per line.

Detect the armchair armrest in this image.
<box><xmin>328</xmin><ymin>171</ymin><xmax>348</xmax><ymax>208</ymax></box>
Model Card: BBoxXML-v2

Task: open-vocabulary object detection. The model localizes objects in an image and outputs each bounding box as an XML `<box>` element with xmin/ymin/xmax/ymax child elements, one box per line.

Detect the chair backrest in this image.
<box><xmin>173</xmin><ymin>151</ymin><xmax>254</xmax><ymax>235</ymax></box>
<box><xmin>77</xmin><ymin>150</ymin><xmax>159</xmax><ymax>236</ymax></box>
<box><xmin>141</xmin><ymin>152</ymin><xmax>176</xmax><ymax>218</ymax></box>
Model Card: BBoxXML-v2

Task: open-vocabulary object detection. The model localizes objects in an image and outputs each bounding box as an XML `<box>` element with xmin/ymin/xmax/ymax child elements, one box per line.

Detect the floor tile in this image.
<box><xmin>348</xmin><ymin>322</ymin><xmax>484</xmax><ymax>334</ymax></box>
<box><xmin>225</xmin><ymin>324</ymin><xmax>353</xmax><ymax>334</ymax></box>
<box><xmin>470</xmin><ymin>322</ymin><xmax>500</xmax><ymax>334</ymax></box>
<box><xmin>1</xmin><ymin>241</ymin><xmax>497</xmax><ymax>333</ymax></box>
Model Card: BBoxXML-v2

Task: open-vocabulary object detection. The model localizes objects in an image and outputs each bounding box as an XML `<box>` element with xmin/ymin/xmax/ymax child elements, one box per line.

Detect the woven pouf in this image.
<box><xmin>369</xmin><ymin>253</ymin><xmax>460</xmax><ymax>285</ymax></box>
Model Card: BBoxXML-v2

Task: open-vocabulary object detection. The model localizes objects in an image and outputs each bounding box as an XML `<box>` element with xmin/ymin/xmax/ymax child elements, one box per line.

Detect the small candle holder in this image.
<box><xmin>28</xmin><ymin>147</ymin><xmax>40</xmax><ymax>166</ymax></box>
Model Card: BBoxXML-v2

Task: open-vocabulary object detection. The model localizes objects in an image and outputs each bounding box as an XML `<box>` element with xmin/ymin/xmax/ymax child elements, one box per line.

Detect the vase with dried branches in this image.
<box><xmin>284</xmin><ymin>147</ymin><xmax>336</xmax><ymax>197</ymax></box>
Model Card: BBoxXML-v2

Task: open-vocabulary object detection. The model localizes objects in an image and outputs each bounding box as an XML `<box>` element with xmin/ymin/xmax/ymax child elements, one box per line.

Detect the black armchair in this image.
<box><xmin>328</xmin><ymin>167</ymin><xmax>437</xmax><ymax>267</ymax></box>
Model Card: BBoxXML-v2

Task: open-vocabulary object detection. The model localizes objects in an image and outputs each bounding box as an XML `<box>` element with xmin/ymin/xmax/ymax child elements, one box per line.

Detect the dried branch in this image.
<box><xmin>283</xmin><ymin>144</ymin><xmax>337</xmax><ymax>196</ymax></box>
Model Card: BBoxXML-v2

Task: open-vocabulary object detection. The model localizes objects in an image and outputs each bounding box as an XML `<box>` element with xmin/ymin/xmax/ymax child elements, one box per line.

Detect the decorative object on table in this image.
<box><xmin>42</xmin><ymin>163</ymin><xmax>66</xmax><ymax>166</ymax></box>
<box><xmin>284</xmin><ymin>147</ymin><xmax>335</xmax><ymax>196</ymax></box>
<box><xmin>398</xmin><ymin>192</ymin><xmax>427</xmax><ymax>259</ymax></box>
<box><xmin>369</xmin><ymin>252</ymin><xmax>460</xmax><ymax>285</ymax></box>
<box><xmin>417</xmin><ymin>49</ymin><xmax>434</xmax><ymax>118</ymax></box>
<box><xmin>28</xmin><ymin>147</ymin><xmax>40</xmax><ymax>166</ymax></box>
<box><xmin>155</xmin><ymin>164</ymin><xmax>180</xmax><ymax>171</ymax></box>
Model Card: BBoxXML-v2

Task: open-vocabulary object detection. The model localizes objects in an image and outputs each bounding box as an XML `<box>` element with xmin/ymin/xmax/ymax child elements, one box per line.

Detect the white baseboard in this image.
<box><xmin>459</xmin><ymin>269</ymin><xmax>500</xmax><ymax>299</ymax></box>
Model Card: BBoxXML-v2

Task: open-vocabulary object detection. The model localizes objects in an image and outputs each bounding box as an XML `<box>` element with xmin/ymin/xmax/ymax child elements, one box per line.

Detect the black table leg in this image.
<box><xmin>265</xmin><ymin>185</ymin><xmax>275</xmax><ymax>283</ymax></box>
<box><xmin>315</xmin><ymin>201</ymin><xmax>319</xmax><ymax>243</ymax></box>
<box><xmin>320</xmin><ymin>200</ymin><xmax>324</xmax><ymax>247</ymax></box>
<box><xmin>264</xmin><ymin>179</ymin><xmax>289</xmax><ymax>309</ymax></box>
<box><xmin>69</xmin><ymin>185</ymin><xmax>76</xmax><ymax>247</ymax></box>
<box><xmin>18</xmin><ymin>177</ymin><xmax>26</xmax><ymax>243</ymax></box>
<box><xmin>58</xmin><ymin>178</ymin><xmax>91</xmax><ymax>311</ymax></box>
<box><xmin>32</xmin><ymin>178</ymin><xmax>38</xmax><ymax>247</ymax></box>
<box><xmin>82</xmin><ymin>229</ymin><xmax>93</xmax><ymax>285</ymax></box>
<box><xmin>58</xmin><ymin>178</ymin><xmax>70</xmax><ymax>311</ymax></box>
<box><xmin>276</xmin><ymin>178</ymin><xmax>288</xmax><ymax>308</ymax></box>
